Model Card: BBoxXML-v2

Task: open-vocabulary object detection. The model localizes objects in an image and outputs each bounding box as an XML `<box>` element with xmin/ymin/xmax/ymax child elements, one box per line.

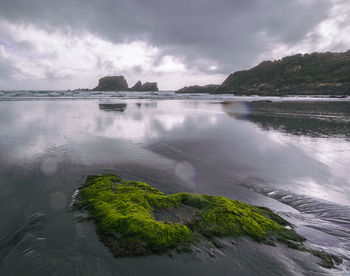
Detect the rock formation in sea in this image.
<box><xmin>176</xmin><ymin>84</ymin><xmax>219</xmax><ymax>94</ymax></box>
<box><xmin>93</xmin><ymin>76</ymin><xmax>159</xmax><ymax>91</ymax></box>
<box><xmin>137</xmin><ymin>82</ymin><xmax>158</xmax><ymax>91</ymax></box>
<box><xmin>93</xmin><ymin>76</ymin><xmax>129</xmax><ymax>91</ymax></box>
<box><xmin>130</xmin><ymin>81</ymin><xmax>159</xmax><ymax>91</ymax></box>
<box><xmin>130</xmin><ymin>81</ymin><xmax>143</xmax><ymax>91</ymax></box>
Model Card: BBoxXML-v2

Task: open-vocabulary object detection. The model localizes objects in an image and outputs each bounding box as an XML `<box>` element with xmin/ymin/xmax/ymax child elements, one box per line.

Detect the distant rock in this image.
<box><xmin>137</xmin><ymin>82</ymin><xmax>159</xmax><ymax>91</ymax></box>
<box><xmin>72</xmin><ymin>88</ymin><xmax>91</xmax><ymax>92</ymax></box>
<box><xmin>131</xmin><ymin>81</ymin><xmax>143</xmax><ymax>91</ymax></box>
<box><xmin>176</xmin><ymin>84</ymin><xmax>219</xmax><ymax>94</ymax></box>
<box><xmin>92</xmin><ymin>76</ymin><xmax>158</xmax><ymax>91</ymax></box>
<box><xmin>93</xmin><ymin>76</ymin><xmax>128</xmax><ymax>91</ymax></box>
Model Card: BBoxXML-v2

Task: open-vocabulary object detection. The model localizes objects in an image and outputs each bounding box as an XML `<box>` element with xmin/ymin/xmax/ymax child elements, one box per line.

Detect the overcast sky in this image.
<box><xmin>0</xmin><ymin>0</ymin><xmax>349</xmax><ymax>90</ymax></box>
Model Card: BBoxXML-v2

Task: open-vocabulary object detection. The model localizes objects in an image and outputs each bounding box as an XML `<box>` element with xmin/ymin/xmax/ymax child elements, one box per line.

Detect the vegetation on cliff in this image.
<box><xmin>218</xmin><ymin>50</ymin><xmax>350</xmax><ymax>95</ymax></box>
<box><xmin>175</xmin><ymin>50</ymin><xmax>350</xmax><ymax>95</ymax></box>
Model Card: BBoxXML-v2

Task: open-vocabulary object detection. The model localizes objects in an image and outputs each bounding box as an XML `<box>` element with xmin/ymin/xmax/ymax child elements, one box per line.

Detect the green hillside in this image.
<box><xmin>217</xmin><ymin>50</ymin><xmax>350</xmax><ymax>95</ymax></box>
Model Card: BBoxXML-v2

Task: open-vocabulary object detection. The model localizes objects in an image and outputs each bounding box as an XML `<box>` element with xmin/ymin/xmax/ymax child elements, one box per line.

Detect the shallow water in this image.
<box><xmin>0</xmin><ymin>92</ymin><xmax>349</xmax><ymax>275</ymax></box>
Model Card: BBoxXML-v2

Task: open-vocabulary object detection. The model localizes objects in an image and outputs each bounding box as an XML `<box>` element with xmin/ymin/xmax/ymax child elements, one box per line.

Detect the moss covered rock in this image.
<box><xmin>74</xmin><ymin>174</ymin><xmax>310</xmax><ymax>258</ymax></box>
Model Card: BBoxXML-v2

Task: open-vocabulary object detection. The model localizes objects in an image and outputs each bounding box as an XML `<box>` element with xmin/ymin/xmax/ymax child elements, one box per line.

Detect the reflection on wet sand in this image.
<box><xmin>223</xmin><ymin>101</ymin><xmax>350</xmax><ymax>138</ymax></box>
<box><xmin>135</xmin><ymin>102</ymin><xmax>158</xmax><ymax>109</ymax></box>
<box><xmin>99</xmin><ymin>103</ymin><xmax>127</xmax><ymax>112</ymax></box>
<box><xmin>0</xmin><ymin>99</ymin><xmax>350</xmax><ymax>275</ymax></box>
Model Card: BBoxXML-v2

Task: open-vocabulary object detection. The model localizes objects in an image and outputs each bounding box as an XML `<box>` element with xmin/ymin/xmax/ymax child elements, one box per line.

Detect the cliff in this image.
<box><xmin>217</xmin><ymin>50</ymin><xmax>350</xmax><ymax>95</ymax></box>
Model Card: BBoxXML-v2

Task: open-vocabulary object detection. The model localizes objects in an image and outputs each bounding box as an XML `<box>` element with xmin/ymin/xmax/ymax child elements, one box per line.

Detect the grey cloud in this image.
<box><xmin>0</xmin><ymin>0</ymin><xmax>334</xmax><ymax>74</ymax></box>
<box><xmin>0</xmin><ymin>57</ymin><xmax>16</xmax><ymax>80</ymax></box>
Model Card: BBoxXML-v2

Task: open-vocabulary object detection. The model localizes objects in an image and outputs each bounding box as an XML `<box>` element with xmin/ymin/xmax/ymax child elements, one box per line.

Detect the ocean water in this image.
<box><xmin>0</xmin><ymin>91</ymin><xmax>349</xmax><ymax>275</ymax></box>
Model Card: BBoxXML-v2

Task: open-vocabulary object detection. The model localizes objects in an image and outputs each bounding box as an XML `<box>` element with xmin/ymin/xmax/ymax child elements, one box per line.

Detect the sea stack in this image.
<box><xmin>130</xmin><ymin>80</ymin><xmax>159</xmax><ymax>91</ymax></box>
<box><xmin>93</xmin><ymin>76</ymin><xmax>159</xmax><ymax>91</ymax></box>
<box><xmin>131</xmin><ymin>81</ymin><xmax>143</xmax><ymax>90</ymax></box>
<box><xmin>137</xmin><ymin>82</ymin><xmax>158</xmax><ymax>91</ymax></box>
<box><xmin>93</xmin><ymin>76</ymin><xmax>129</xmax><ymax>91</ymax></box>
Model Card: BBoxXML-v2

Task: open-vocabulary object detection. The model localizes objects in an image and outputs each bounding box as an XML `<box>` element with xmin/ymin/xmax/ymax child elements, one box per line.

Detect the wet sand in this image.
<box><xmin>0</xmin><ymin>97</ymin><xmax>349</xmax><ymax>275</ymax></box>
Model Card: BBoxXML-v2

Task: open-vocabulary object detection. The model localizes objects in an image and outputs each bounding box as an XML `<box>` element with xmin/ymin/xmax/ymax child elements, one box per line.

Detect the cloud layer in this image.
<box><xmin>0</xmin><ymin>0</ymin><xmax>349</xmax><ymax>89</ymax></box>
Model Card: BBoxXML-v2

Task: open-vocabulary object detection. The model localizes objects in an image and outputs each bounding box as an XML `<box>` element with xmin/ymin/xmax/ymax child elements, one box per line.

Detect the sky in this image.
<box><xmin>0</xmin><ymin>0</ymin><xmax>349</xmax><ymax>90</ymax></box>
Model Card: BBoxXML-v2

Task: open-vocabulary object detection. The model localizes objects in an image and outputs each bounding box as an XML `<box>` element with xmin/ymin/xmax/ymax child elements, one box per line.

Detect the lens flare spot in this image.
<box><xmin>222</xmin><ymin>101</ymin><xmax>250</xmax><ymax>118</ymax></box>
<box><xmin>41</xmin><ymin>158</ymin><xmax>58</xmax><ymax>176</ymax></box>
<box><xmin>175</xmin><ymin>161</ymin><xmax>196</xmax><ymax>183</ymax></box>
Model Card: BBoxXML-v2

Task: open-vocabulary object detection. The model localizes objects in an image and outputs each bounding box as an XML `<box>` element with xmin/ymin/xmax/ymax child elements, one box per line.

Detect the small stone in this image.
<box><xmin>208</xmin><ymin>250</ymin><xmax>215</xmax><ymax>258</ymax></box>
<box><xmin>212</xmin><ymin>239</ymin><xmax>224</xmax><ymax>248</ymax></box>
<box><xmin>311</xmin><ymin>250</ymin><xmax>343</xmax><ymax>269</ymax></box>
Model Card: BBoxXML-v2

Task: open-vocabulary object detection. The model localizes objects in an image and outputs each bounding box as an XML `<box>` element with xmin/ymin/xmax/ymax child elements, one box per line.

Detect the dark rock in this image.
<box><xmin>93</xmin><ymin>76</ymin><xmax>128</xmax><ymax>91</ymax></box>
<box><xmin>73</xmin><ymin>88</ymin><xmax>91</xmax><ymax>91</ymax></box>
<box><xmin>131</xmin><ymin>81</ymin><xmax>143</xmax><ymax>91</ymax></box>
<box><xmin>208</xmin><ymin>248</ymin><xmax>215</xmax><ymax>258</ymax></box>
<box><xmin>211</xmin><ymin>238</ymin><xmax>224</xmax><ymax>249</ymax></box>
<box><xmin>311</xmin><ymin>250</ymin><xmax>343</xmax><ymax>269</ymax></box>
<box><xmin>176</xmin><ymin>84</ymin><xmax>219</xmax><ymax>94</ymax></box>
<box><xmin>129</xmin><ymin>81</ymin><xmax>158</xmax><ymax>91</ymax></box>
<box><xmin>92</xmin><ymin>76</ymin><xmax>159</xmax><ymax>91</ymax></box>
<box><xmin>138</xmin><ymin>82</ymin><xmax>159</xmax><ymax>91</ymax></box>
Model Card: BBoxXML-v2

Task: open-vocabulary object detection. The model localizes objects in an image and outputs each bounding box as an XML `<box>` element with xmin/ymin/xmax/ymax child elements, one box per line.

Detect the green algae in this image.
<box><xmin>75</xmin><ymin>174</ymin><xmax>305</xmax><ymax>256</ymax></box>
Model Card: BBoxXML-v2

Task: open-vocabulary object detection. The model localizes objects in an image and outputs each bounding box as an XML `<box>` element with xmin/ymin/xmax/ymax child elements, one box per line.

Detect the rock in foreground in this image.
<box><xmin>73</xmin><ymin>174</ymin><xmax>343</xmax><ymax>268</ymax></box>
<box><xmin>74</xmin><ymin>174</ymin><xmax>307</xmax><ymax>256</ymax></box>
